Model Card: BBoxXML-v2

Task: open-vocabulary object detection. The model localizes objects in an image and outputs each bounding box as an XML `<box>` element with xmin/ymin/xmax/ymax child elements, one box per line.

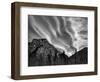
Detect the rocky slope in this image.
<box><xmin>28</xmin><ymin>39</ymin><xmax>88</xmax><ymax>66</ymax></box>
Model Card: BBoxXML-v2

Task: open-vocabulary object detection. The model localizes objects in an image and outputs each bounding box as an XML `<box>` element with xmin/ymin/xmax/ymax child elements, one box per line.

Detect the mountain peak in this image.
<box><xmin>28</xmin><ymin>39</ymin><xmax>88</xmax><ymax>66</ymax></box>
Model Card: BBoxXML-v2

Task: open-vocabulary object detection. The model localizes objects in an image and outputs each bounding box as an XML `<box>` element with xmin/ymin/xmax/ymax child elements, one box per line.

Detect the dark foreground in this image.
<box><xmin>28</xmin><ymin>39</ymin><xmax>88</xmax><ymax>66</ymax></box>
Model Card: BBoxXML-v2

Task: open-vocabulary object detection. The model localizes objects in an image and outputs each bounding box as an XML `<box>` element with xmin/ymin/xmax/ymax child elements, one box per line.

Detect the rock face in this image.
<box><xmin>28</xmin><ymin>39</ymin><xmax>88</xmax><ymax>66</ymax></box>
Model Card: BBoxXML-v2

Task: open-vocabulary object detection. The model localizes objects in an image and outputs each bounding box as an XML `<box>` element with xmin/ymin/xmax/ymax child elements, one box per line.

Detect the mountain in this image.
<box><xmin>68</xmin><ymin>47</ymin><xmax>88</xmax><ymax>64</ymax></box>
<box><xmin>28</xmin><ymin>39</ymin><xmax>88</xmax><ymax>66</ymax></box>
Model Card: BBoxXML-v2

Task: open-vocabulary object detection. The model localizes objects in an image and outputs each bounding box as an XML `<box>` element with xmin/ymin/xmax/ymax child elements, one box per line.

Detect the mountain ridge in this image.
<box><xmin>28</xmin><ymin>39</ymin><xmax>88</xmax><ymax>66</ymax></box>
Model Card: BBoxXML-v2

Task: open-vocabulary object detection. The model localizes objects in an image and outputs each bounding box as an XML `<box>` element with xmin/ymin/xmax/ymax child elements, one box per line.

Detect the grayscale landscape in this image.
<box><xmin>28</xmin><ymin>15</ymin><xmax>88</xmax><ymax>66</ymax></box>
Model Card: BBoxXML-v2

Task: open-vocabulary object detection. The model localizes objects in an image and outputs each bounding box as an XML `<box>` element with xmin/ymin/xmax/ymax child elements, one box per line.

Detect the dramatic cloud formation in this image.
<box><xmin>28</xmin><ymin>15</ymin><xmax>88</xmax><ymax>57</ymax></box>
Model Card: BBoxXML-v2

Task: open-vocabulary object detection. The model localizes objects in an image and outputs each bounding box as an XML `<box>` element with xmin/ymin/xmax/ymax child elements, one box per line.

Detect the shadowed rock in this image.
<box><xmin>28</xmin><ymin>39</ymin><xmax>88</xmax><ymax>66</ymax></box>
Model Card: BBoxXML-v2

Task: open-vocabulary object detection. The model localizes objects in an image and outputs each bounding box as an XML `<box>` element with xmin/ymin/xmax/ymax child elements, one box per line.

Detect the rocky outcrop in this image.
<box><xmin>28</xmin><ymin>39</ymin><xmax>88</xmax><ymax>66</ymax></box>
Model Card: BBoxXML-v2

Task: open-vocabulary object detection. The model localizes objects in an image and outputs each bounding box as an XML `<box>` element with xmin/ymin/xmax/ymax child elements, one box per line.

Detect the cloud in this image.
<box><xmin>28</xmin><ymin>15</ymin><xmax>88</xmax><ymax>57</ymax></box>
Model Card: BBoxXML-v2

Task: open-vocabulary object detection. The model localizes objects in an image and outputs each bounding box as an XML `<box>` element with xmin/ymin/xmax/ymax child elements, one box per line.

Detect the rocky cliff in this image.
<box><xmin>28</xmin><ymin>39</ymin><xmax>88</xmax><ymax>66</ymax></box>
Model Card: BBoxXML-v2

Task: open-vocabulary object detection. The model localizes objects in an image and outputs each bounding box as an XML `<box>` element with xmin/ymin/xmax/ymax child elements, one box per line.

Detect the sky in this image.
<box><xmin>28</xmin><ymin>15</ymin><xmax>88</xmax><ymax>57</ymax></box>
